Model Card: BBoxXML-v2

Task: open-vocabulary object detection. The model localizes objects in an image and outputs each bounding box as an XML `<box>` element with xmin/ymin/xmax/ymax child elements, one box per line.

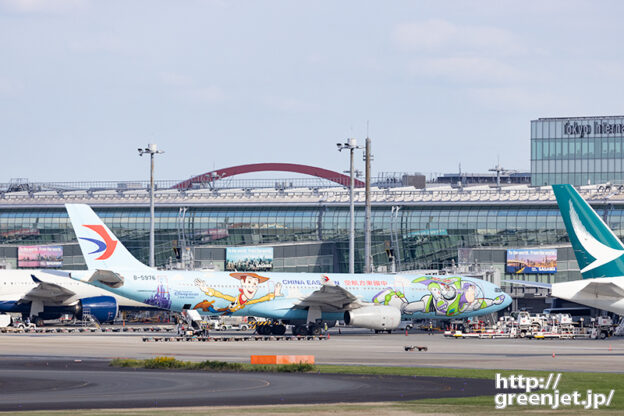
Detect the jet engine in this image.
<box><xmin>344</xmin><ymin>305</ymin><xmax>401</xmax><ymax>331</ymax></box>
<box><xmin>76</xmin><ymin>296</ymin><xmax>118</xmax><ymax>323</ymax></box>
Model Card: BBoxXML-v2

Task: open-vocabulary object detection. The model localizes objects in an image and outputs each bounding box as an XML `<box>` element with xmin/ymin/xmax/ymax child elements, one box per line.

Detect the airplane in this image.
<box><xmin>0</xmin><ymin>269</ymin><xmax>152</xmax><ymax>326</ymax></box>
<box><xmin>508</xmin><ymin>184</ymin><xmax>624</xmax><ymax>315</ymax></box>
<box><xmin>65</xmin><ymin>203</ymin><xmax>512</xmax><ymax>335</ymax></box>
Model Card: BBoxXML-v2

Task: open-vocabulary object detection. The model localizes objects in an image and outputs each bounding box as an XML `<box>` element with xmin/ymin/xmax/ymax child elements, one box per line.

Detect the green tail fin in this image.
<box><xmin>552</xmin><ymin>184</ymin><xmax>624</xmax><ymax>279</ymax></box>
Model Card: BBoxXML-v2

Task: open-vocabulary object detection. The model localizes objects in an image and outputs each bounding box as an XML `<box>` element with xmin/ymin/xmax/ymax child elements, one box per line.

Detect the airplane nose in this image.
<box><xmin>502</xmin><ymin>292</ymin><xmax>513</xmax><ymax>308</ymax></box>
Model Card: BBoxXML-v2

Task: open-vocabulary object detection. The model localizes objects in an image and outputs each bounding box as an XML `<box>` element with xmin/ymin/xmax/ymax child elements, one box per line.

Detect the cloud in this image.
<box><xmin>264</xmin><ymin>96</ymin><xmax>316</xmax><ymax>113</ymax></box>
<box><xmin>392</xmin><ymin>19</ymin><xmax>526</xmax><ymax>56</ymax></box>
<box><xmin>466</xmin><ymin>87</ymin><xmax>569</xmax><ymax>112</ymax></box>
<box><xmin>187</xmin><ymin>86</ymin><xmax>224</xmax><ymax>102</ymax></box>
<box><xmin>159</xmin><ymin>72</ymin><xmax>224</xmax><ymax>103</ymax></box>
<box><xmin>69</xmin><ymin>33</ymin><xmax>128</xmax><ymax>54</ymax></box>
<box><xmin>0</xmin><ymin>0</ymin><xmax>88</xmax><ymax>14</ymax></box>
<box><xmin>0</xmin><ymin>77</ymin><xmax>22</xmax><ymax>97</ymax></box>
<box><xmin>408</xmin><ymin>56</ymin><xmax>525</xmax><ymax>84</ymax></box>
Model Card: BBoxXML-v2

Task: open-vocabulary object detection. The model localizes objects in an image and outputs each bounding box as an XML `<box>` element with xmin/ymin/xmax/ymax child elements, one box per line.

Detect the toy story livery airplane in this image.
<box><xmin>65</xmin><ymin>204</ymin><xmax>511</xmax><ymax>335</ymax></box>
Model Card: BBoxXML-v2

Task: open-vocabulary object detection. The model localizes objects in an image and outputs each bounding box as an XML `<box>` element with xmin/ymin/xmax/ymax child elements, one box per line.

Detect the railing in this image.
<box><xmin>1</xmin><ymin>175</ymin><xmax>409</xmax><ymax>193</ymax></box>
<box><xmin>1</xmin><ymin>184</ymin><xmax>622</xmax><ymax>206</ymax></box>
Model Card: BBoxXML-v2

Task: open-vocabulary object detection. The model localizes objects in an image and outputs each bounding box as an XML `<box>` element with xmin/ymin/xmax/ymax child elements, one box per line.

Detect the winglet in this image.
<box><xmin>31</xmin><ymin>274</ymin><xmax>42</xmax><ymax>284</ymax></box>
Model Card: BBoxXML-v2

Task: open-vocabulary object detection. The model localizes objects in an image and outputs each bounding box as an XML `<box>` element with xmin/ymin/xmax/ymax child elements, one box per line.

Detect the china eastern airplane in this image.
<box><xmin>508</xmin><ymin>184</ymin><xmax>624</xmax><ymax>315</ymax></box>
<box><xmin>65</xmin><ymin>203</ymin><xmax>512</xmax><ymax>335</ymax></box>
<box><xmin>0</xmin><ymin>269</ymin><xmax>151</xmax><ymax>325</ymax></box>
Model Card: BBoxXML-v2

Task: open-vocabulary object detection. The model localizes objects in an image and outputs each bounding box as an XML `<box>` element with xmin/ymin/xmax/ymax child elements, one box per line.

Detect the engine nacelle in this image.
<box><xmin>77</xmin><ymin>296</ymin><xmax>118</xmax><ymax>323</ymax></box>
<box><xmin>344</xmin><ymin>305</ymin><xmax>401</xmax><ymax>330</ymax></box>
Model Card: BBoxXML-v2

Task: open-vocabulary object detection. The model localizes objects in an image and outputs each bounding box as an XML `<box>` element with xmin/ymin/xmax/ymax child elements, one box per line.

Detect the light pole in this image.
<box><xmin>337</xmin><ymin>138</ymin><xmax>362</xmax><ymax>274</ymax></box>
<box><xmin>364</xmin><ymin>137</ymin><xmax>372</xmax><ymax>273</ymax></box>
<box><xmin>138</xmin><ymin>144</ymin><xmax>165</xmax><ymax>268</ymax></box>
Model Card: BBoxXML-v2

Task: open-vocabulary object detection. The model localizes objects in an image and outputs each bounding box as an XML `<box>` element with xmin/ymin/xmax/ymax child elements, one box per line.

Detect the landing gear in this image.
<box><xmin>256</xmin><ymin>324</ymin><xmax>272</xmax><ymax>335</ymax></box>
<box><xmin>307</xmin><ymin>324</ymin><xmax>322</xmax><ymax>336</ymax></box>
<box><xmin>292</xmin><ymin>324</ymin><xmax>323</xmax><ymax>336</ymax></box>
<box><xmin>256</xmin><ymin>321</ymin><xmax>287</xmax><ymax>335</ymax></box>
<box><xmin>293</xmin><ymin>325</ymin><xmax>308</xmax><ymax>336</ymax></box>
<box><xmin>271</xmin><ymin>324</ymin><xmax>286</xmax><ymax>335</ymax></box>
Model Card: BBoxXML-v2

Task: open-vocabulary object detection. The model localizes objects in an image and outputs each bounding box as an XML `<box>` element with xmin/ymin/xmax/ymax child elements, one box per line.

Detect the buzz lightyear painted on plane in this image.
<box><xmin>65</xmin><ymin>203</ymin><xmax>512</xmax><ymax>335</ymax></box>
<box><xmin>372</xmin><ymin>276</ymin><xmax>505</xmax><ymax>317</ymax></box>
<box><xmin>406</xmin><ymin>276</ymin><xmax>505</xmax><ymax>317</ymax></box>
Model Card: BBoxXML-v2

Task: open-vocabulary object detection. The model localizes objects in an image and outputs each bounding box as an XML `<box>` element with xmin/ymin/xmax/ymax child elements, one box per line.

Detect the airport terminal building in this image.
<box><xmin>2</xmin><ymin>176</ymin><xmax>623</xmax><ymax>288</ymax></box>
<box><xmin>531</xmin><ymin>115</ymin><xmax>624</xmax><ymax>186</ymax></box>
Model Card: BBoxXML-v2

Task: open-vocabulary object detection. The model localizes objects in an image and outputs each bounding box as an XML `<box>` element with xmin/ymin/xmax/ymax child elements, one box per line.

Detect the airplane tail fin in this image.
<box><xmin>65</xmin><ymin>204</ymin><xmax>152</xmax><ymax>271</ymax></box>
<box><xmin>552</xmin><ymin>184</ymin><xmax>624</xmax><ymax>279</ymax></box>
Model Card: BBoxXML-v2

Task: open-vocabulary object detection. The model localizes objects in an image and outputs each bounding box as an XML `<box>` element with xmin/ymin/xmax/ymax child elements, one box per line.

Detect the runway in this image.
<box><xmin>0</xmin><ymin>330</ymin><xmax>622</xmax><ymax>372</ymax></box>
<box><xmin>0</xmin><ymin>359</ymin><xmax>497</xmax><ymax>411</ymax></box>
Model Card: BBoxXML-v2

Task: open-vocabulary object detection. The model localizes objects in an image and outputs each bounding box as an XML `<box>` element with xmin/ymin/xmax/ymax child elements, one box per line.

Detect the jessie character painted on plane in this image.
<box><xmin>193</xmin><ymin>272</ymin><xmax>282</xmax><ymax>315</ymax></box>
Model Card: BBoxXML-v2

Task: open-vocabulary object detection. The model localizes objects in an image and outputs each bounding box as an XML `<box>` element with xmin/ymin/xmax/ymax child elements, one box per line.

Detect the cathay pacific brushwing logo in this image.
<box><xmin>569</xmin><ymin>201</ymin><xmax>624</xmax><ymax>273</ymax></box>
<box><xmin>79</xmin><ymin>224</ymin><xmax>118</xmax><ymax>260</ymax></box>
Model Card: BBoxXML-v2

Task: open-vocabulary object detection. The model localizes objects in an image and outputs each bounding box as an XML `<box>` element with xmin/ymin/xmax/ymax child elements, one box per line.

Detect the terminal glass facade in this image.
<box><xmin>531</xmin><ymin>116</ymin><xmax>624</xmax><ymax>186</ymax></box>
<box><xmin>3</xmin><ymin>203</ymin><xmax>624</xmax><ymax>281</ymax></box>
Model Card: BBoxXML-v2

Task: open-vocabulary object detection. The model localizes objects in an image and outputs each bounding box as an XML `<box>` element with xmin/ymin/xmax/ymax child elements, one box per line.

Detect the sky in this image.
<box><xmin>1</xmin><ymin>0</ymin><xmax>624</xmax><ymax>183</ymax></box>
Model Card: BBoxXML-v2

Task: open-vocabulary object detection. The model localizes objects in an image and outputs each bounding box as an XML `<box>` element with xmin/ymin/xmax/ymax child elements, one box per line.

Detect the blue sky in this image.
<box><xmin>1</xmin><ymin>0</ymin><xmax>623</xmax><ymax>182</ymax></box>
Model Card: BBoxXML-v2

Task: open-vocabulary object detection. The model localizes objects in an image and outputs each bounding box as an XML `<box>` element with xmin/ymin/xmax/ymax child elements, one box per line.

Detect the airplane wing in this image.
<box><xmin>294</xmin><ymin>276</ymin><xmax>364</xmax><ymax>312</ymax></box>
<box><xmin>577</xmin><ymin>281</ymin><xmax>624</xmax><ymax>299</ymax></box>
<box><xmin>24</xmin><ymin>274</ymin><xmax>76</xmax><ymax>302</ymax></box>
<box><xmin>503</xmin><ymin>279</ymin><xmax>552</xmax><ymax>289</ymax></box>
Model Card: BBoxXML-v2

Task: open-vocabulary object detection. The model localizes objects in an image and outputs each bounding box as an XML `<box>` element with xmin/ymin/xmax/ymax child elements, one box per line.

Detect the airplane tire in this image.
<box><xmin>308</xmin><ymin>324</ymin><xmax>322</xmax><ymax>336</ymax></box>
<box><xmin>293</xmin><ymin>325</ymin><xmax>308</xmax><ymax>336</ymax></box>
<box><xmin>271</xmin><ymin>324</ymin><xmax>286</xmax><ymax>336</ymax></box>
<box><xmin>257</xmin><ymin>325</ymin><xmax>271</xmax><ymax>335</ymax></box>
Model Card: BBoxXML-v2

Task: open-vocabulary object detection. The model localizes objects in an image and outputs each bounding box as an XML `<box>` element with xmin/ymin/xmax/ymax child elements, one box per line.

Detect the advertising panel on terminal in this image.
<box><xmin>225</xmin><ymin>246</ymin><xmax>273</xmax><ymax>271</ymax></box>
<box><xmin>17</xmin><ymin>245</ymin><xmax>63</xmax><ymax>268</ymax></box>
<box><xmin>506</xmin><ymin>248</ymin><xmax>557</xmax><ymax>274</ymax></box>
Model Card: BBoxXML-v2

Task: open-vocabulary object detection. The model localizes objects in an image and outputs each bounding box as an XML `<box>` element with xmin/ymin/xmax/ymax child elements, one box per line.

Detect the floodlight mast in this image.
<box><xmin>138</xmin><ymin>144</ymin><xmax>165</xmax><ymax>268</ymax></box>
<box><xmin>337</xmin><ymin>138</ymin><xmax>362</xmax><ymax>274</ymax></box>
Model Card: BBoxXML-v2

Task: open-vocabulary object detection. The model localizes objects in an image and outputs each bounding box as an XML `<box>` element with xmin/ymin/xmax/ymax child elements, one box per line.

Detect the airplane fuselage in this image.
<box><xmin>73</xmin><ymin>269</ymin><xmax>510</xmax><ymax>323</ymax></box>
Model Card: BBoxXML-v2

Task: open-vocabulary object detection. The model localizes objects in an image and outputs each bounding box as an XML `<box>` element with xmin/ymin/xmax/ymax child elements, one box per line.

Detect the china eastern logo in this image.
<box><xmin>79</xmin><ymin>225</ymin><xmax>118</xmax><ymax>260</ymax></box>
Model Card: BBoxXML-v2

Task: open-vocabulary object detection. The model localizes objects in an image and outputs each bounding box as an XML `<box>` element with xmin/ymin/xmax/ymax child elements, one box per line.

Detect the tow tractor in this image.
<box><xmin>591</xmin><ymin>316</ymin><xmax>615</xmax><ymax>339</ymax></box>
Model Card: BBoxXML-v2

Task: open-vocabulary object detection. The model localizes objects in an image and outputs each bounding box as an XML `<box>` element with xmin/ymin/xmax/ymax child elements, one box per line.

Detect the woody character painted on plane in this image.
<box><xmin>193</xmin><ymin>272</ymin><xmax>282</xmax><ymax>315</ymax></box>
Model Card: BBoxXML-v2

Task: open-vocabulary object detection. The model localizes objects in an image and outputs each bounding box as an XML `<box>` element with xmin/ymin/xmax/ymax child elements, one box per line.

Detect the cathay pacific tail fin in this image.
<box><xmin>65</xmin><ymin>204</ymin><xmax>152</xmax><ymax>271</ymax></box>
<box><xmin>552</xmin><ymin>184</ymin><xmax>624</xmax><ymax>279</ymax></box>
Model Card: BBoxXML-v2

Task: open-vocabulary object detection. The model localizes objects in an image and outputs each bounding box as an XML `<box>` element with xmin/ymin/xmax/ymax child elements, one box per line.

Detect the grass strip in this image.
<box><xmin>111</xmin><ymin>356</ymin><xmax>315</xmax><ymax>373</ymax></box>
<box><xmin>315</xmin><ymin>365</ymin><xmax>624</xmax><ymax>411</ymax></box>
